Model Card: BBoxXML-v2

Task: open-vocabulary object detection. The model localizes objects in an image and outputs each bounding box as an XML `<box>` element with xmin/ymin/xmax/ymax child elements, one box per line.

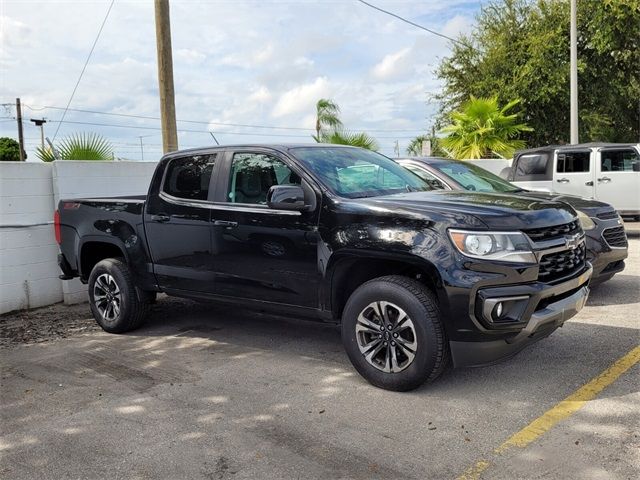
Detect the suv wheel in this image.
<box><xmin>341</xmin><ymin>275</ymin><xmax>449</xmax><ymax>391</ymax></box>
<box><xmin>88</xmin><ymin>258</ymin><xmax>150</xmax><ymax>333</ymax></box>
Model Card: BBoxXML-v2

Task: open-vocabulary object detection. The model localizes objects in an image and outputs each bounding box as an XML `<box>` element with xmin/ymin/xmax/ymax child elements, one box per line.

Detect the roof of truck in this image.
<box><xmin>516</xmin><ymin>142</ymin><xmax>639</xmax><ymax>156</ymax></box>
<box><xmin>161</xmin><ymin>143</ymin><xmax>364</xmax><ymax>158</ymax></box>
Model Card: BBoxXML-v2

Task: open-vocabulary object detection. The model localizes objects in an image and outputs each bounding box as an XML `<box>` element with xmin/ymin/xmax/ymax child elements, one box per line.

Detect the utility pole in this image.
<box><xmin>30</xmin><ymin>118</ymin><xmax>47</xmax><ymax>150</ymax></box>
<box><xmin>139</xmin><ymin>136</ymin><xmax>145</xmax><ymax>161</ymax></box>
<box><xmin>154</xmin><ymin>0</ymin><xmax>178</xmax><ymax>153</ymax></box>
<box><xmin>16</xmin><ymin>98</ymin><xmax>25</xmax><ymax>161</ymax></box>
<box><xmin>570</xmin><ymin>0</ymin><xmax>578</xmax><ymax>144</ymax></box>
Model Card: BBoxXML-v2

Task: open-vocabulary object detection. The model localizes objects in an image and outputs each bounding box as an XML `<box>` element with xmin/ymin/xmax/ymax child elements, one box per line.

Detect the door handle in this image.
<box><xmin>597</xmin><ymin>177</ymin><xmax>611</xmax><ymax>183</ymax></box>
<box><xmin>150</xmin><ymin>214</ymin><xmax>171</xmax><ymax>223</ymax></box>
<box><xmin>557</xmin><ymin>178</ymin><xmax>570</xmax><ymax>183</ymax></box>
<box><xmin>212</xmin><ymin>220</ymin><xmax>238</xmax><ymax>228</ymax></box>
<box><xmin>585</xmin><ymin>181</ymin><xmax>594</xmax><ymax>186</ymax></box>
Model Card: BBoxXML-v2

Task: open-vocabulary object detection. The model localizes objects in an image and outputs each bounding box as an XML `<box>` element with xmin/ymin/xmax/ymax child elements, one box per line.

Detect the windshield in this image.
<box><xmin>430</xmin><ymin>160</ymin><xmax>521</xmax><ymax>193</ymax></box>
<box><xmin>291</xmin><ymin>147</ymin><xmax>433</xmax><ymax>198</ymax></box>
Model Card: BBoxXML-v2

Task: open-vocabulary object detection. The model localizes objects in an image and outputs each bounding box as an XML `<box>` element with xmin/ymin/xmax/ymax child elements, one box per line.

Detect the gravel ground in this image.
<box><xmin>0</xmin><ymin>295</ymin><xmax>210</xmax><ymax>347</ymax></box>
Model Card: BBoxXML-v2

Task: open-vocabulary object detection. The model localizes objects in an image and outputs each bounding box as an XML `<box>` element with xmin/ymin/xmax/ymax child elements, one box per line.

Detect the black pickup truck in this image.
<box><xmin>56</xmin><ymin>145</ymin><xmax>592</xmax><ymax>391</ymax></box>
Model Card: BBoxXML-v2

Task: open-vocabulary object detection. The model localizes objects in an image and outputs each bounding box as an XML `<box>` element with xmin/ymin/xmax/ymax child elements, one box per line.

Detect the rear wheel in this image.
<box><xmin>88</xmin><ymin>258</ymin><xmax>150</xmax><ymax>333</ymax></box>
<box><xmin>341</xmin><ymin>275</ymin><xmax>448</xmax><ymax>391</ymax></box>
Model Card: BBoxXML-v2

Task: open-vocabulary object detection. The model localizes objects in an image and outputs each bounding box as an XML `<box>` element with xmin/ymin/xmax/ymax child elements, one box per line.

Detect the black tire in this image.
<box><xmin>88</xmin><ymin>258</ymin><xmax>150</xmax><ymax>333</ymax></box>
<box><xmin>341</xmin><ymin>275</ymin><xmax>449</xmax><ymax>391</ymax></box>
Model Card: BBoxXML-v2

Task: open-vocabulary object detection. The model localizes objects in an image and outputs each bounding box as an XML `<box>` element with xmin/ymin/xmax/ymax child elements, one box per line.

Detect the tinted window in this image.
<box><xmin>163</xmin><ymin>154</ymin><xmax>216</xmax><ymax>200</ymax></box>
<box><xmin>228</xmin><ymin>153</ymin><xmax>300</xmax><ymax>205</ymax></box>
<box><xmin>515</xmin><ymin>154</ymin><xmax>548</xmax><ymax>177</ymax></box>
<box><xmin>601</xmin><ymin>149</ymin><xmax>639</xmax><ymax>172</ymax></box>
<box><xmin>557</xmin><ymin>151</ymin><xmax>590</xmax><ymax>173</ymax></box>
<box><xmin>292</xmin><ymin>147</ymin><xmax>432</xmax><ymax>198</ymax></box>
<box><xmin>403</xmin><ymin>164</ymin><xmax>448</xmax><ymax>190</ymax></box>
<box><xmin>431</xmin><ymin>160</ymin><xmax>521</xmax><ymax>193</ymax></box>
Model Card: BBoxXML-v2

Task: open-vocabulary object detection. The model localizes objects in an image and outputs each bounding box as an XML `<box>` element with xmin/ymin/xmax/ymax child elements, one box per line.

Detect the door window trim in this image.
<box><xmin>555</xmin><ymin>149</ymin><xmax>592</xmax><ymax>174</ymax></box>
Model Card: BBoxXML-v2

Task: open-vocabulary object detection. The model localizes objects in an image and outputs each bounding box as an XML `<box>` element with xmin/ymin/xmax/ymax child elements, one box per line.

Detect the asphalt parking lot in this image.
<box><xmin>1</xmin><ymin>240</ymin><xmax>638</xmax><ymax>480</ymax></box>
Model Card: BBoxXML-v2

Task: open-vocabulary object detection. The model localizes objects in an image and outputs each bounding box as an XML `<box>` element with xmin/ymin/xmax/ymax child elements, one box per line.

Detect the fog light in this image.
<box><xmin>495</xmin><ymin>302</ymin><xmax>503</xmax><ymax>318</ymax></box>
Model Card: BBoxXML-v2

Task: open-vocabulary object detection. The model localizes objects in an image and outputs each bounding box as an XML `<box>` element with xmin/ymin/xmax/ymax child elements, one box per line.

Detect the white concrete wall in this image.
<box><xmin>0</xmin><ymin>162</ymin><xmax>60</xmax><ymax>313</ymax></box>
<box><xmin>467</xmin><ymin>158</ymin><xmax>512</xmax><ymax>177</ymax></box>
<box><xmin>0</xmin><ymin>160</ymin><xmax>157</xmax><ymax>314</ymax></box>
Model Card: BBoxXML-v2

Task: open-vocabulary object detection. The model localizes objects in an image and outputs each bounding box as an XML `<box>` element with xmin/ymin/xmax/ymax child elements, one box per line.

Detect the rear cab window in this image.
<box><xmin>163</xmin><ymin>154</ymin><xmax>216</xmax><ymax>200</ymax></box>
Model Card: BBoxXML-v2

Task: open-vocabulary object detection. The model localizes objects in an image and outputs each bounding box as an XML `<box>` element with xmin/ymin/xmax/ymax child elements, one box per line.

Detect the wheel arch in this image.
<box><xmin>326</xmin><ymin>251</ymin><xmax>448</xmax><ymax>322</ymax></box>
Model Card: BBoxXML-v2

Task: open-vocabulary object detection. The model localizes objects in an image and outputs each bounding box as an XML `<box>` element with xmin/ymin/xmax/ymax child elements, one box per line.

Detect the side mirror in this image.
<box><xmin>267</xmin><ymin>185</ymin><xmax>307</xmax><ymax>211</ymax></box>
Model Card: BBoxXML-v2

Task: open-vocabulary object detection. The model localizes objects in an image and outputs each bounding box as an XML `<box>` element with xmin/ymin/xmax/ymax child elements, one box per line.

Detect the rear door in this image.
<box><xmin>553</xmin><ymin>149</ymin><xmax>595</xmax><ymax>198</ymax></box>
<box><xmin>595</xmin><ymin>147</ymin><xmax>640</xmax><ymax>212</ymax></box>
<box><xmin>207</xmin><ymin>149</ymin><xmax>321</xmax><ymax>308</ymax></box>
<box><xmin>144</xmin><ymin>153</ymin><xmax>218</xmax><ymax>293</ymax></box>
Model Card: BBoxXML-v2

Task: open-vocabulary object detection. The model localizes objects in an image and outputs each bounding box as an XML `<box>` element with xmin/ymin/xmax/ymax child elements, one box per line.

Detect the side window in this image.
<box><xmin>514</xmin><ymin>154</ymin><xmax>548</xmax><ymax>178</ymax></box>
<box><xmin>163</xmin><ymin>154</ymin><xmax>216</xmax><ymax>200</ymax></box>
<box><xmin>557</xmin><ymin>151</ymin><xmax>590</xmax><ymax>173</ymax></box>
<box><xmin>228</xmin><ymin>152</ymin><xmax>300</xmax><ymax>204</ymax></box>
<box><xmin>404</xmin><ymin>165</ymin><xmax>447</xmax><ymax>190</ymax></box>
<box><xmin>601</xmin><ymin>149</ymin><xmax>640</xmax><ymax>172</ymax></box>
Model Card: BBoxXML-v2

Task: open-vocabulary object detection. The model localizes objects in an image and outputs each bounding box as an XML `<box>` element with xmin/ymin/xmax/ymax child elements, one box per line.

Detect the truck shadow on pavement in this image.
<box><xmin>1</xmin><ymin>293</ymin><xmax>638</xmax><ymax>480</ymax></box>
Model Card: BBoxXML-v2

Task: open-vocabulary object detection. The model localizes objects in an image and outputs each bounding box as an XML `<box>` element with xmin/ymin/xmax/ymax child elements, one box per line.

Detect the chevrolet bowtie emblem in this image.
<box><xmin>565</xmin><ymin>234</ymin><xmax>581</xmax><ymax>250</ymax></box>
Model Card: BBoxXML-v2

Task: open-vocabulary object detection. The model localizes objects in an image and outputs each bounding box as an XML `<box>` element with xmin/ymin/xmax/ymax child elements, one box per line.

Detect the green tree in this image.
<box><xmin>0</xmin><ymin>137</ymin><xmax>24</xmax><ymax>161</ymax></box>
<box><xmin>439</xmin><ymin>96</ymin><xmax>532</xmax><ymax>159</ymax></box>
<box><xmin>313</xmin><ymin>98</ymin><xmax>343</xmax><ymax>141</ymax></box>
<box><xmin>319</xmin><ymin>130</ymin><xmax>378</xmax><ymax>150</ymax></box>
<box><xmin>36</xmin><ymin>133</ymin><xmax>113</xmax><ymax>162</ymax></box>
<box><xmin>406</xmin><ymin>135</ymin><xmax>447</xmax><ymax>157</ymax></box>
<box><xmin>436</xmin><ymin>0</ymin><xmax>640</xmax><ymax>145</ymax></box>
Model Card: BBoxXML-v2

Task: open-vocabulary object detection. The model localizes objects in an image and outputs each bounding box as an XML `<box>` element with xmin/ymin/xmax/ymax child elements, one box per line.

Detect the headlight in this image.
<box><xmin>577</xmin><ymin>210</ymin><xmax>596</xmax><ymax>231</ymax></box>
<box><xmin>449</xmin><ymin>229</ymin><xmax>536</xmax><ymax>263</ymax></box>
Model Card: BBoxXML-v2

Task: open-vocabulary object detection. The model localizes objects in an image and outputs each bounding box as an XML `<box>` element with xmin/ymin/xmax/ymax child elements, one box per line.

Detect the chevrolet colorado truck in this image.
<box><xmin>56</xmin><ymin>145</ymin><xmax>592</xmax><ymax>391</ymax></box>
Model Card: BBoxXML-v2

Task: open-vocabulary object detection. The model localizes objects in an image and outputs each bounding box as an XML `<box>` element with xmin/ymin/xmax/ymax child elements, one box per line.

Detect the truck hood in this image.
<box><xmin>516</xmin><ymin>191</ymin><xmax>613</xmax><ymax>216</ymax></box>
<box><xmin>355</xmin><ymin>191</ymin><xmax>577</xmax><ymax>230</ymax></box>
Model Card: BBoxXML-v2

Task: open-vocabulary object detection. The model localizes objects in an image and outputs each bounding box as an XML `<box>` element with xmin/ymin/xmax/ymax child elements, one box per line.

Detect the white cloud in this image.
<box><xmin>272</xmin><ymin>77</ymin><xmax>331</xmax><ymax>118</ymax></box>
<box><xmin>371</xmin><ymin>47</ymin><xmax>413</xmax><ymax>81</ymax></box>
<box><xmin>0</xmin><ymin>1</ymin><xmax>477</xmax><ymax>158</ymax></box>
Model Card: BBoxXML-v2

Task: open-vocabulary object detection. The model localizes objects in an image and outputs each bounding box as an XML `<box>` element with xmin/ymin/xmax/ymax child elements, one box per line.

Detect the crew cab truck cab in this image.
<box><xmin>56</xmin><ymin>145</ymin><xmax>592</xmax><ymax>391</ymax></box>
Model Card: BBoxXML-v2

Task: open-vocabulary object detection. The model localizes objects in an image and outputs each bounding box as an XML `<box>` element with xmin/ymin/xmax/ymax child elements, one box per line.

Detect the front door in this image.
<box><xmin>595</xmin><ymin>147</ymin><xmax>640</xmax><ymax>212</ymax></box>
<box><xmin>144</xmin><ymin>153</ymin><xmax>217</xmax><ymax>293</ymax></box>
<box><xmin>554</xmin><ymin>150</ymin><xmax>595</xmax><ymax>198</ymax></box>
<box><xmin>208</xmin><ymin>150</ymin><xmax>321</xmax><ymax>308</ymax></box>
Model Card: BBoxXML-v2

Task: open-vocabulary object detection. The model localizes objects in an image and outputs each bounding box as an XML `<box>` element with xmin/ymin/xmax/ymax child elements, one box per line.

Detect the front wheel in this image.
<box><xmin>88</xmin><ymin>258</ymin><xmax>150</xmax><ymax>333</ymax></box>
<box><xmin>341</xmin><ymin>275</ymin><xmax>449</xmax><ymax>391</ymax></box>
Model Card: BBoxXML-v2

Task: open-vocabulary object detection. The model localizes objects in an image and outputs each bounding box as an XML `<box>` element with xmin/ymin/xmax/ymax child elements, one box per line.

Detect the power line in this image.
<box><xmin>355</xmin><ymin>0</ymin><xmax>469</xmax><ymax>47</ymax></box>
<box><xmin>43</xmin><ymin>119</ymin><xmax>420</xmax><ymax>139</ymax></box>
<box><xmin>24</xmin><ymin>103</ymin><xmax>428</xmax><ymax>133</ymax></box>
<box><xmin>52</xmin><ymin>0</ymin><xmax>115</xmax><ymax>141</ymax></box>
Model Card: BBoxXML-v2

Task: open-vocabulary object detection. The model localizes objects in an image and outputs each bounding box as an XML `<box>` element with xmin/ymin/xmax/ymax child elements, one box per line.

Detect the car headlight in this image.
<box><xmin>448</xmin><ymin>229</ymin><xmax>536</xmax><ymax>263</ymax></box>
<box><xmin>577</xmin><ymin>210</ymin><xmax>596</xmax><ymax>231</ymax></box>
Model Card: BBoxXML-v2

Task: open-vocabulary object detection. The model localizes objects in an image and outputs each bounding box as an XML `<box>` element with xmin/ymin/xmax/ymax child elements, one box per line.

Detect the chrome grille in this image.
<box><xmin>602</xmin><ymin>226</ymin><xmax>628</xmax><ymax>248</ymax></box>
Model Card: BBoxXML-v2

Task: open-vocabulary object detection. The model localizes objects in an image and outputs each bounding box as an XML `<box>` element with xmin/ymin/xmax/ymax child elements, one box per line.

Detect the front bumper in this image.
<box><xmin>450</xmin><ymin>264</ymin><xmax>592</xmax><ymax>367</ymax></box>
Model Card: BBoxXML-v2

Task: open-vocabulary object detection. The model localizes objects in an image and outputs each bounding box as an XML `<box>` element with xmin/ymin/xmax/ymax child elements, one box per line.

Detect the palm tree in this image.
<box><xmin>319</xmin><ymin>130</ymin><xmax>378</xmax><ymax>150</ymax></box>
<box><xmin>36</xmin><ymin>133</ymin><xmax>113</xmax><ymax>162</ymax></box>
<box><xmin>314</xmin><ymin>98</ymin><xmax>343</xmax><ymax>141</ymax></box>
<box><xmin>440</xmin><ymin>96</ymin><xmax>532</xmax><ymax>159</ymax></box>
<box><xmin>406</xmin><ymin>135</ymin><xmax>429</xmax><ymax>156</ymax></box>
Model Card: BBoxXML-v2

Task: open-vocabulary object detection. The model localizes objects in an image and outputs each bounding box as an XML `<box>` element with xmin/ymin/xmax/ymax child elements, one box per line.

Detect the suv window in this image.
<box><xmin>601</xmin><ymin>149</ymin><xmax>640</xmax><ymax>172</ymax></box>
<box><xmin>163</xmin><ymin>154</ymin><xmax>216</xmax><ymax>200</ymax></box>
<box><xmin>515</xmin><ymin>154</ymin><xmax>547</xmax><ymax>177</ymax></box>
<box><xmin>228</xmin><ymin>152</ymin><xmax>300</xmax><ymax>204</ymax></box>
<box><xmin>403</xmin><ymin>164</ymin><xmax>447</xmax><ymax>190</ymax></box>
<box><xmin>557</xmin><ymin>151</ymin><xmax>590</xmax><ymax>173</ymax></box>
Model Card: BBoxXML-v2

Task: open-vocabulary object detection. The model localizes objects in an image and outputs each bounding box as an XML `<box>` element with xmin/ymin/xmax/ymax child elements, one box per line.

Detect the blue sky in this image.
<box><xmin>1</xmin><ymin>0</ymin><xmax>482</xmax><ymax>160</ymax></box>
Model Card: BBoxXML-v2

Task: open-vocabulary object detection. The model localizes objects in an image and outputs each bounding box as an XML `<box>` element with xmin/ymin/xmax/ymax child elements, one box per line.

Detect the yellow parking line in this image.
<box><xmin>456</xmin><ymin>345</ymin><xmax>640</xmax><ymax>480</ymax></box>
